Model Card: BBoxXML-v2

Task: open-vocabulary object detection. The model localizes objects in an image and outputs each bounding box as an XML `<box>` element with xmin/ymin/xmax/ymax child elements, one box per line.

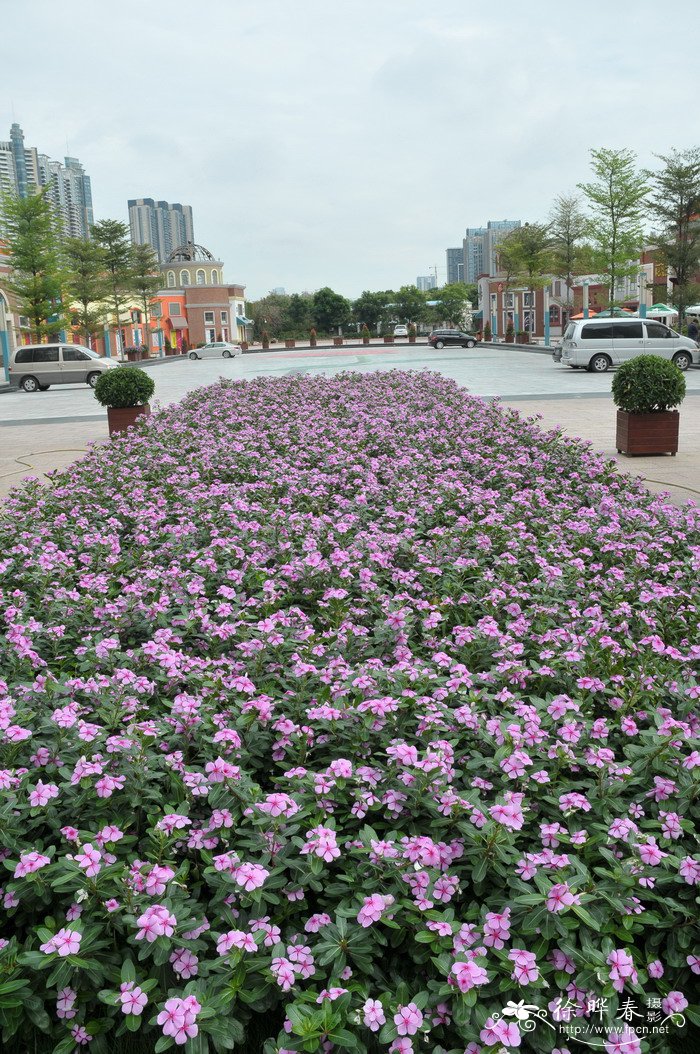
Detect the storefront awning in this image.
<box><xmin>169</xmin><ymin>317</ymin><xmax>188</xmax><ymax>329</ymax></box>
<box><xmin>236</xmin><ymin>315</ymin><xmax>253</xmax><ymax>326</ymax></box>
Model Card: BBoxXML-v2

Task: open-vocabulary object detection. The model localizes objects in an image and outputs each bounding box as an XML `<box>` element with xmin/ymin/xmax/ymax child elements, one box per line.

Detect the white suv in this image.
<box><xmin>560</xmin><ymin>317</ymin><xmax>698</xmax><ymax>372</ymax></box>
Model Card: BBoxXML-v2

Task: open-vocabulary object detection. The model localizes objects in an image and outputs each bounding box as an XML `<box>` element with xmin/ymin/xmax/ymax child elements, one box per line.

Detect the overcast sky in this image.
<box><xmin>3</xmin><ymin>0</ymin><xmax>697</xmax><ymax>300</ymax></box>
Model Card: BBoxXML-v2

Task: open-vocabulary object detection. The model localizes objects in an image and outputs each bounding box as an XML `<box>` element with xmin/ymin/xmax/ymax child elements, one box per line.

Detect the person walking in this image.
<box><xmin>688</xmin><ymin>318</ymin><xmax>700</xmax><ymax>343</ymax></box>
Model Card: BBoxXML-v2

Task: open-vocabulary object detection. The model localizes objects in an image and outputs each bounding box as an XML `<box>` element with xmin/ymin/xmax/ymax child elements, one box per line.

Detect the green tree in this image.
<box><xmin>92</xmin><ymin>219</ymin><xmax>133</xmax><ymax>356</ymax></box>
<box><xmin>247</xmin><ymin>292</ymin><xmax>290</xmax><ymax>339</ymax></box>
<box><xmin>1</xmin><ymin>188</ymin><xmax>64</xmax><ymax>341</ymax></box>
<box><xmin>129</xmin><ymin>242</ymin><xmax>162</xmax><ymax>349</ymax></box>
<box><xmin>312</xmin><ymin>286</ymin><xmax>352</xmax><ymax>334</ymax></box>
<box><xmin>392</xmin><ymin>285</ymin><xmax>428</xmax><ymax>324</ymax></box>
<box><xmin>578</xmin><ymin>148</ymin><xmax>649</xmax><ymax>308</ymax></box>
<box><xmin>549</xmin><ymin>195</ymin><xmax>589</xmax><ymax>310</ymax></box>
<box><xmin>498</xmin><ymin>223</ymin><xmax>553</xmax><ymax>332</ymax></box>
<box><xmin>645</xmin><ymin>148</ymin><xmax>700</xmax><ymax>326</ymax></box>
<box><xmin>431</xmin><ymin>283</ymin><xmax>472</xmax><ymax>327</ymax></box>
<box><xmin>352</xmin><ymin>290</ymin><xmax>392</xmax><ymax>332</ymax></box>
<box><xmin>286</xmin><ymin>293</ymin><xmax>312</xmax><ymax>333</ymax></box>
<box><xmin>63</xmin><ymin>236</ymin><xmax>106</xmax><ymax>347</ymax></box>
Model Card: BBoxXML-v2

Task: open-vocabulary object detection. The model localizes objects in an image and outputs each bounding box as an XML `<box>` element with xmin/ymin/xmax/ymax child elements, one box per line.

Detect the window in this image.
<box><xmin>549</xmin><ymin>305</ymin><xmax>560</xmax><ymax>324</ymax></box>
<box><xmin>204</xmin><ymin>311</ymin><xmax>215</xmax><ymax>324</ymax></box>
<box><xmin>490</xmin><ymin>293</ymin><xmax>497</xmax><ymax>313</ymax></box>
<box><xmin>168</xmin><ymin>303</ymin><xmax>181</xmax><ymax>316</ymax></box>
<box><xmin>523</xmin><ymin>309</ymin><xmax>535</xmax><ymax>332</ymax></box>
<box><xmin>612</xmin><ymin>322</ymin><xmax>643</xmax><ymax>339</ymax></box>
<box><xmin>196</xmin><ymin>269</ymin><xmax>206</xmax><ymax>286</ymax></box>
<box><xmin>151</xmin><ymin>303</ymin><xmax>162</xmax><ymax>318</ymax></box>
<box><xmin>14</xmin><ymin>348</ymin><xmax>34</xmax><ymax>364</ymax></box>
<box><xmin>581</xmin><ymin>324</ymin><xmax>613</xmax><ymax>340</ymax></box>
<box><xmin>33</xmin><ymin>347</ymin><xmax>59</xmax><ymax>362</ymax></box>
<box><xmin>237</xmin><ymin>303</ymin><xmax>244</xmax><ymax>315</ymax></box>
<box><xmin>645</xmin><ymin>322</ymin><xmax>671</xmax><ymax>339</ymax></box>
<box><xmin>554</xmin><ymin>281</ymin><xmax>562</xmax><ymax>297</ymax></box>
<box><xmin>179</xmin><ymin>270</ymin><xmax>190</xmax><ymax>286</ymax></box>
<box><xmin>523</xmin><ymin>292</ymin><xmax>534</xmax><ymax>307</ymax></box>
<box><xmin>505</xmin><ymin>293</ymin><xmax>514</xmax><ymax>308</ymax></box>
<box><xmin>131</xmin><ymin>310</ymin><xmax>142</xmax><ymax>323</ymax></box>
<box><xmin>220</xmin><ymin>311</ymin><xmax>228</xmax><ymax>323</ymax></box>
<box><xmin>211</xmin><ymin>270</ymin><xmax>218</xmax><ymax>284</ymax></box>
<box><xmin>167</xmin><ymin>271</ymin><xmax>175</xmax><ymax>288</ymax></box>
<box><xmin>63</xmin><ymin>347</ymin><xmax>90</xmax><ymax>361</ymax></box>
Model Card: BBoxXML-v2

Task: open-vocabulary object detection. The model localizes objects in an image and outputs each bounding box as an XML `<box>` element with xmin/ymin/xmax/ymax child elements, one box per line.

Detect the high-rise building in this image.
<box><xmin>446</xmin><ymin>248</ymin><xmax>464</xmax><ymax>285</ymax></box>
<box><xmin>0</xmin><ymin>123</ymin><xmax>92</xmax><ymax>239</ymax></box>
<box><xmin>462</xmin><ymin>220</ymin><xmax>521</xmax><ymax>281</ymax></box>
<box><xmin>416</xmin><ymin>275</ymin><xmax>437</xmax><ymax>291</ymax></box>
<box><xmin>128</xmin><ymin>198</ymin><xmax>195</xmax><ymax>263</ymax></box>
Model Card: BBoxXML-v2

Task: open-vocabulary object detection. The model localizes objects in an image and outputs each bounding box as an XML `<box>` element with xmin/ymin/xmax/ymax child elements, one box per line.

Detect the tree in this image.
<box><xmin>352</xmin><ymin>290</ymin><xmax>392</xmax><ymax>331</ymax></box>
<box><xmin>92</xmin><ymin>219</ymin><xmax>133</xmax><ymax>356</ymax></box>
<box><xmin>392</xmin><ymin>285</ymin><xmax>428</xmax><ymax>325</ymax></box>
<box><xmin>578</xmin><ymin>148</ymin><xmax>649</xmax><ymax>308</ymax></box>
<box><xmin>286</xmin><ymin>293</ymin><xmax>312</xmax><ymax>331</ymax></box>
<box><xmin>1</xmin><ymin>188</ymin><xmax>64</xmax><ymax>341</ymax></box>
<box><xmin>312</xmin><ymin>287</ymin><xmax>352</xmax><ymax>334</ymax></box>
<box><xmin>63</xmin><ymin>236</ymin><xmax>106</xmax><ymax>347</ymax></box>
<box><xmin>497</xmin><ymin>223</ymin><xmax>553</xmax><ymax>332</ymax></box>
<box><xmin>549</xmin><ymin>195</ymin><xmax>588</xmax><ymax>310</ymax></box>
<box><xmin>247</xmin><ymin>292</ymin><xmax>290</xmax><ymax>339</ymax></box>
<box><xmin>431</xmin><ymin>283</ymin><xmax>472</xmax><ymax>327</ymax></box>
<box><xmin>645</xmin><ymin>148</ymin><xmax>700</xmax><ymax>326</ymax></box>
<box><xmin>129</xmin><ymin>242</ymin><xmax>162</xmax><ymax>350</ymax></box>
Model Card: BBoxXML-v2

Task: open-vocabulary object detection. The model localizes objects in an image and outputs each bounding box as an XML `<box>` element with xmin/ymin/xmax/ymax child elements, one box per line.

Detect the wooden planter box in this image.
<box><xmin>616</xmin><ymin>410</ymin><xmax>679</xmax><ymax>456</ymax></box>
<box><xmin>517</xmin><ymin>333</ymin><xmax>529</xmax><ymax>344</ymax></box>
<box><xmin>505</xmin><ymin>333</ymin><xmax>515</xmax><ymax>344</ymax></box>
<box><xmin>408</xmin><ymin>335</ymin><xmax>416</xmax><ymax>343</ymax></box>
<box><xmin>333</xmin><ymin>337</ymin><xmax>343</xmax><ymax>346</ymax></box>
<box><xmin>107</xmin><ymin>404</ymin><xmax>151</xmax><ymax>437</ymax></box>
<box><xmin>383</xmin><ymin>336</ymin><xmax>394</xmax><ymax>344</ymax></box>
<box><xmin>285</xmin><ymin>339</ymin><xmax>296</xmax><ymax>348</ymax></box>
<box><xmin>240</xmin><ymin>341</ymin><xmax>248</xmax><ymax>351</ymax></box>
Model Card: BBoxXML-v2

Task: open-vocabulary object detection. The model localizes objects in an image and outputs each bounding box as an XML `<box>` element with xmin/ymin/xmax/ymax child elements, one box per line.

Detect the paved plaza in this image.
<box><xmin>1</xmin><ymin>343</ymin><xmax>699</xmax><ymax>504</ymax></box>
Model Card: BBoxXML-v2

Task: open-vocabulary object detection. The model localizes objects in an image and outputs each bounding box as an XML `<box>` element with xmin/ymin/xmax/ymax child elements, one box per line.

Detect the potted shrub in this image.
<box><xmin>94</xmin><ymin>365</ymin><xmax>155</xmax><ymax>437</ymax></box>
<box><xmin>383</xmin><ymin>333</ymin><xmax>394</xmax><ymax>344</ymax></box>
<box><xmin>505</xmin><ymin>323</ymin><xmax>515</xmax><ymax>344</ymax></box>
<box><xmin>284</xmin><ymin>338</ymin><xmax>296</xmax><ymax>349</ymax></box>
<box><xmin>261</xmin><ymin>330</ymin><xmax>270</xmax><ymax>350</ymax></box>
<box><xmin>361</xmin><ymin>325</ymin><xmax>370</xmax><ymax>345</ymax></box>
<box><xmin>310</xmin><ymin>328</ymin><xmax>317</xmax><ymax>347</ymax></box>
<box><xmin>333</xmin><ymin>336</ymin><xmax>343</xmax><ymax>347</ymax></box>
<box><xmin>484</xmin><ymin>322</ymin><xmax>492</xmax><ymax>342</ymax></box>
<box><xmin>517</xmin><ymin>330</ymin><xmax>529</xmax><ymax>344</ymax></box>
<box><xmin>612</xmin><ymin>354</ymin><xmax>686</xmax><ymax>456</ymax></box>
<box><xmin>408</xmin><ymin>323</ymin><xmax>417</xmax><ymax>344</ymax></box>
<box><xmin>240</xmin><ymin>340</ymin><xmax>249</xmax><ymax>351</ymax></box>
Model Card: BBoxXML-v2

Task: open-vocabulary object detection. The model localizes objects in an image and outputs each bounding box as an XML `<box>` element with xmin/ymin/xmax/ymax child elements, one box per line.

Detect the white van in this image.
<box><xmin>9</xmin><ymin>343</ymin><xmax>119</xmax><ymax>391</ymax></box>
<box><xmin>560</xmin><ymin>317</ymin><xmax>699</xmax><ymax>372</ymax></box>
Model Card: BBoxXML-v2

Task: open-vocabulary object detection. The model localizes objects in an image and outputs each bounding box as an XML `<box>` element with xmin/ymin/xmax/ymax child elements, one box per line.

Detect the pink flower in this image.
<box><xmin>662</xmin><ymin>991</ymin><xmax>688</xmax><ymax>1016</ymax></box>
<box><xmin>135</xmin><ymin>904</ymin><xmax>177</xmax><ymax>942</ymax></box>
<box><xmin>217</xmin><ymin>929</ymin><xmax>257</xmax><ymax>955</ymax></box>
<box><xmin>14</xmin><ymin>850</ymin><xmax>51</xmax><ymax>878</ymax></box>
<box><xmin>451</xmin><ymin>960</ymin><xmax>489</xmax><ymax>992</ymax></box>
<box><xmin>363</xmin><ymin>998</ymin><xmax>386</xmax><ymax>1032</ymax></box>
<box><xmin>357</xmin><ymin>893</ymin><xmax>394</xmax><ymax>927</ymax></box>
<box><xmin>157</xmin><ymin>995</ymin><xmax>201</xmax><ymax>1046</ymax></box>
<box><xmin>509</xmin><ymin>948</ymin><xmax>540</xmax><ymax>984</ymax></box>
<box><xmin>56</xmin><ymin>986</ymin><xmax>77</xmax><ymax>1019</ymax></box>
<box><xmin>74</xmin><ymin>842</ymin><xmax>102</xmax><ymax>877</ymax></box>
<box><xmin>394</xmin><ymin>1002</ymin><xmax>423</xmax><ymax>1036</ymax></box>
<box><xmin>300</xmin><ymin>825</ymin><xmax>340</xmax><ymax>862</ymax></box>
<box><xmin>233</xmin><ymin>861</ymin><xmax>269</xmax><ymax>891</ymax></box>
<box><xmin>605</xmin><ymin>1030</ymin><xmax>641</xmax><ymax>1054</ymax></box>
<box><xmin>120</xmin><ymin>982</ymin><xmax>148</xmax><ymax>1016</ymax></box>
<box><xmin>40</xmin><ymin>928</ymin><xmax>81</xmax><ymax>956</ymax></box>
<box><xmin>170</xmin><ymin>948</ymin><xmax>199</xmax><ymax>979</ymax></box>
<box><xmin>480</xmin><ymin>1016</ymin><xmax>521</xmax><ymax>1047</ymax></box>
<box><xmin>647</xmin><ymin>959</ymin><xmax>664</xmax><ymax>978</ymax></box>
<box><xmin>546</xmin><ymin>883</ymin><xmax>578</xmax><ymax>913</ymax></box>
<box><xmin>28</xmin><ymin>781</ymin><xmax>59</xmax><ymax>807</ymax></box>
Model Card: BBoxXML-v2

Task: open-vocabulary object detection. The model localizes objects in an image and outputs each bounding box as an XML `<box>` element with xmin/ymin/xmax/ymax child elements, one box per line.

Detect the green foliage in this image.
<box><xmin>352</xmin><ymin>290</ymin><xmax>392</xmax><ymax>330</ymax></box>
<box><xmin>93</xmin><ymin>365</ymin><xmax>155</xmax><ymax>408</ymax></box>
<box><xmin>129</xmin><ymin>243</ymin><xmax>162</xmax><ymax>339</ymax></box>
<box><xmin>645</xmin><ymin>148</ymin><xmax>700</xmax><ymax>324</ymax></box>
<box><xmin>578</xmin><ymin>148</ymin><xmax>649</xmax><ymax>306</ymax></box>
<box><xmin>498</xmin><ymin>223</ymin><xmax>554</xmax><ymax>296</ymax></box>
<box><xmin>611</xmin><ymin>354</ymin><xmax>686</xmax><ymax>414</ymax></box>
<box><xmin>1</xmin><ymin>188</ymin><xmax>64</xmax><ymax>341</ymax></box>
<box><xmin>548</xmin><ymin>195</ymin><xmax>588</xmax><ymax>302</ymax></box>
<box><xmin>392</xmin><ymin>285</ymin><xmax>428</xmax><ymax>324</ymax></box>
<box><xmin>63</xmin><ymin>236</ymin><xmax>106</xmax><ymax>347</ymax></box>
<box><xmin>92</xmin><ymin>219</ymin><xmax>133</xmax><ymax>355</ymax></box>
<box><xmin>311</xmin><ymin>287</ymin><xmax>352</xmax><ymax>333</ymax></box>
<box><xmin>430</xmin><ymin>283</ymin><xmax>471</xmax><ymax>326</ymax></box>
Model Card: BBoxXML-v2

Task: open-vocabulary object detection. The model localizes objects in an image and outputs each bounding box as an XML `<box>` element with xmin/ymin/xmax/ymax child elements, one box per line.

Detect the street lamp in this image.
<box><xmin>638</xmin><ymin>271</ymin><xmax>647</xmax><ymax>318</ymax></box>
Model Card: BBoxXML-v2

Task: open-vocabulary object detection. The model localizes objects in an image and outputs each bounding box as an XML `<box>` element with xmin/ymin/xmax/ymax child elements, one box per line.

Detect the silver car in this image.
<box><xmin>188</xmin><ymin>341</ymin><xmax>242</xmax><ymax>360</ymax></box>
<box><xmin>9</xmin><ymin>343</ymin><xmax>119</xmax><ymax>392</ymax></box>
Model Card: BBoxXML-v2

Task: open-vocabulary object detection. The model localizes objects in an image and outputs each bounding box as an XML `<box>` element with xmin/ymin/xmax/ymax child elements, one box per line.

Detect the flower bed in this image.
<box><xmin>0</xmin><ymin>372</ymin><xmax>698</xmax><ymax>1054</ymax></box>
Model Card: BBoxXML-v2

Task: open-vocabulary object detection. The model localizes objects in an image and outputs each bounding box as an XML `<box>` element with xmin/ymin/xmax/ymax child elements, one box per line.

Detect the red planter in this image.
<box><xmin>107</xmin><ymin>404</ymin><xmax>151</xmax><ymax>437</ymax></box>
<box><xmin>383</xmin><ymin>336</ymin><xmax>394</xmax><ymax>344</ymax></box>
<box><xmin>285</xmin><ymin>340</ymin><xmax>296</xmax><ymax>348</ymax></box>
<box><xmin>505</xmin><ymin>333</ymin><xmax>515</xmax><ymax>344</ymax></box>
<box><xmin>616</xmin><ymin>410</ymin><xmax>679</xmax><ymax>456</ymax></box>
<box><xmin>333</xmin><ymin>337</ymin><xmax>343</xmax><ymax>346</ymax></box>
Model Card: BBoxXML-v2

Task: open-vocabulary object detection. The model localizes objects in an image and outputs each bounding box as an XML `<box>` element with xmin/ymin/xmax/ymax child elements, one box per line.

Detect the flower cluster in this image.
<box><xmin>0</xmin><ymin>372</ymin><xmax>698</xmax><ymax>1050</ymax></box>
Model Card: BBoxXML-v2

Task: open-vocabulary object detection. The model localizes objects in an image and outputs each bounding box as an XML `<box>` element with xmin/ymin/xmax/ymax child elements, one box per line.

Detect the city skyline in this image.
<box><xmin>2</xmin><ymin>0</ymin><xmax>698</xmax><ymax>300</ymax></box>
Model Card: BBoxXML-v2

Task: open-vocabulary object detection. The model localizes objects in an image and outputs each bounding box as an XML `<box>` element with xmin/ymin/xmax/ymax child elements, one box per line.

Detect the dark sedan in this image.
<box><xmin>428</xmin><ymin>329</ymin><xmax>479</xmax><ymax>349</ymax></box>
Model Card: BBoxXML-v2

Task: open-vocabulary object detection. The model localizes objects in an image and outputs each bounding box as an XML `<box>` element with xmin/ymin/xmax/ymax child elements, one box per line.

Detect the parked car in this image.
<box><xmin>188</xmin><ymin>341</ymin><xmax>242</xmax><ymax>360</ymax></box>
<box><xmin>428</xmin><ymin>329</ymin><xmax>479</xmax><ymax>349</ymax></box>
<box><xmin>559</xmin><ymin>317</ymin><xmax>699</xmax><ymax>372</ymax></box>
<box><xmin>9</xmin><ymin>343</ymin><xmax>119</xmax><ymax>392</ymax></box>
<box><xmin>393</xmin><ymin>325</ymin><xmax>408</xmax><ymax>338</ymax></box>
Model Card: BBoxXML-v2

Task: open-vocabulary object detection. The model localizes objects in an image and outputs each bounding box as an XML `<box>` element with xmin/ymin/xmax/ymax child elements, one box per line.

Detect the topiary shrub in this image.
<box><xmin>262</xmin><ymin>330</ymin><xmax>270</xmax><ymax>350</ymax></box>
<box><xmin>484</xmin><ymin>322</ymin><xmax>492</xmax><ymax>341</ymax></box>
<box><xmin>93</xmin><ymin>366</ymin><xmax>155</xmax><ymax>408</ymax></box>
<box><xmin>611</xmin><ymin>355</ymin><xmax>687</xmax><ymax>414</ymax></box>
